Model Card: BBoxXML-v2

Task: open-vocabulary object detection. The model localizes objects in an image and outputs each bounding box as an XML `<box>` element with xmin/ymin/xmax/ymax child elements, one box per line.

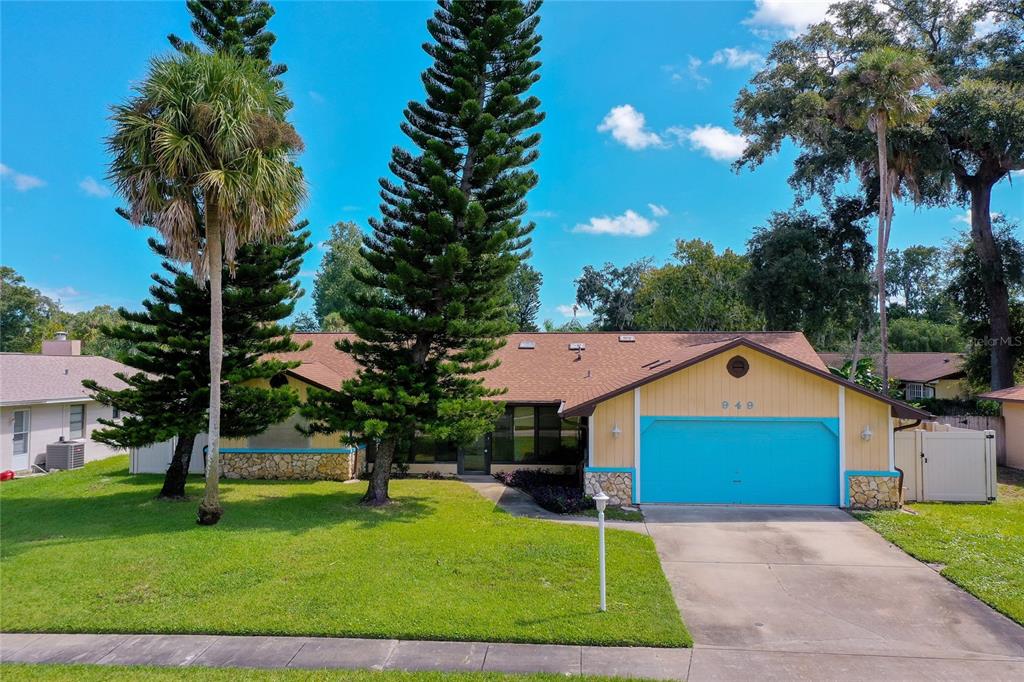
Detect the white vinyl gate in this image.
<box><xmin>895</xmin><ymin>427</ymin><xmax>997</xmax><ymax>503</ymax></box>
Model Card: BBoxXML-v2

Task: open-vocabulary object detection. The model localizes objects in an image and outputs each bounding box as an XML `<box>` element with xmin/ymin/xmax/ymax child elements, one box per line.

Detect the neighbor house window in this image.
<box><xmin>13</xmin><ymin>410</ymin><xmax>30</xmax><ymax>456</ymax></box>
<box><xmin>491</xmin><ymin>405</ymin><xmax>581</xmax><ymax>465</ymax></box>
<box><xmin>69</xmin><ymin>405</ymin><xmax>85</xmax><ymax>439</ymax></box>
<box><xmin>904</xmin><ymin>383</ymin><xmax>933</xmax><ymax>401</ymax></box>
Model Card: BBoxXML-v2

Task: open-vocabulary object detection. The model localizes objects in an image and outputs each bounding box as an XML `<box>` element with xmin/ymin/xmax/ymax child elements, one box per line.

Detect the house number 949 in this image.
<box><xmin>722</xmin><ymin>401</ymin><xmax>755</xmax><ymax>410</ymax></box>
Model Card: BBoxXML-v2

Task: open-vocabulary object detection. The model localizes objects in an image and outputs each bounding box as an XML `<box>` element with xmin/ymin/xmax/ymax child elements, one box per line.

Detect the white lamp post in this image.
<box><xmin>593</xmin><ymin>491</ymin><xmax>609</xmax><ymax>612</ymax></box>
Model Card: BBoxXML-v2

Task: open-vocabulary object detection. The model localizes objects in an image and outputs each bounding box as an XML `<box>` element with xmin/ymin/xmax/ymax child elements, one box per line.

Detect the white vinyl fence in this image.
<box><xmin>895</xmin><ymin>424</ymin><xmax>997</xmax><ymax>503</ymax></box>
<box><xmin>130</xmin><ymin>435</ymin><xmax>207</xmax><ymax>475</ymax></box>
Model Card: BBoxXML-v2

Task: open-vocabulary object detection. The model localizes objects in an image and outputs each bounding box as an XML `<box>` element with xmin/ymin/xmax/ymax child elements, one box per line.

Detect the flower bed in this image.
<box><xmin>493</xmin><ymin>469</ymin><xmax>593</xmax><ymax>514</ymax></box>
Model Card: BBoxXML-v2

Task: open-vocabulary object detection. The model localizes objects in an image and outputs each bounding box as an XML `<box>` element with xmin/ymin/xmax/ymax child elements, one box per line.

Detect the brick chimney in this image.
<box><xmin>41</xmin><ymin>332</ymin><xmax>81</xmax><ymax>356</ymax></box>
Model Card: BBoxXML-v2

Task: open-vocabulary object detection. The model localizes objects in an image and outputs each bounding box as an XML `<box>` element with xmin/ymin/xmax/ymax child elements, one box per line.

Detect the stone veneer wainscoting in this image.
<box><xmin>848</xmin><ymin>474</ymin><xmax>901</xmax><ymax>510</ymax></box>
<box><xmin>584</xmin><ymin>470</ymin><xmax>633</xmax><ymax>506</ymax></box>
<box><xmin>221</xmin><ymin>452</ymin><xmax>355</xmax><ymax>481</ymax></box>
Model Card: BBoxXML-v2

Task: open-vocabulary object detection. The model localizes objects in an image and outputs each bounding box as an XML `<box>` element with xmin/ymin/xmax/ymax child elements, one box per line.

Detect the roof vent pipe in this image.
<box><xmin>55</xmin><ymin>331</ymin><xmax>68</xmax><ymax>341</ymax></box>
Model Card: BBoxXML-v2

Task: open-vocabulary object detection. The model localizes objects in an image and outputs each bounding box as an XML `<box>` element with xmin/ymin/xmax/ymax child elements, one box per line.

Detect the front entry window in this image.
<box><xmin>492</xmin><ymin>405</ymin><xmax>581</xmax><ymax>465</ymax></box>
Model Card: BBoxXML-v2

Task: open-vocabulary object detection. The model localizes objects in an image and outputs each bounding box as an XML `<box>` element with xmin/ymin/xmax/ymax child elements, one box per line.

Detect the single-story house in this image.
<box><xmin>818</xmin><ymin>352</ymin><xmax>966</xmax><ymax>400</ymax></box>
<box><xmin>979</xmin><ymin>385</ymin><xmax>1024</xmax><ymax>470</ymax></box>
<box><xmin>269</xmin><ymin>331</ymin><xmax>929</xmax><ymax>509</ymax></box>
<box><xmin>0</xmin><ymin>335</ymin><xmax>129</xmax><ymax>472</ymax></box>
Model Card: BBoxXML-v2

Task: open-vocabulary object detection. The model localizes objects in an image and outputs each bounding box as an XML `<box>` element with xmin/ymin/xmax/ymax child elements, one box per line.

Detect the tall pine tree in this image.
<box><xmin>168</xmin><ymin>0</ymin><xmax>285</xmax><ymax>77</ymax></box>
<box><xmin>303</xmin><ymin>0</ymin><xmax>544</xmax><ymax>505</ymax></box>
<box><xmin>86</xmin><ymin>231</ymin><xmax>311</xmax><ymax>499</ymax></box>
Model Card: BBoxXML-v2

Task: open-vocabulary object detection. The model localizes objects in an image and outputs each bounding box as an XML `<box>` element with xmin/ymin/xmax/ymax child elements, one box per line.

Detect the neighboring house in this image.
<box><xmin>818</xmin><ymin>352</ymin><xmax>967</xmax><ymax>400</ymax></box>
<box><xmin>261</xmin><ymin>331</ymin><xmax>928</xmax><ymax>509</ymax></box>
<box><xmin>0</xmin><ymin>335</ymin><xmax>129</xmax><ymax>472</ymax></box>
<box><xmin>979</xmin><ymin>385</ymin><xmax>1024</xmax><ymax>470</ymax></box>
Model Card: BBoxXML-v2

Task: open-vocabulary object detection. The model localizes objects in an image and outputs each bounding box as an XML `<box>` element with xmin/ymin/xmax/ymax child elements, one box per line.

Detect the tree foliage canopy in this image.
<box><xmin>634</xmin><ymin>240</ymin><xmax>761</xmax><ymax>333</ymax></box>
<box><xmin>745</xmin><ymin>198</ymin><xmax>873</xmax><ymax>348</ymax></box>
<box><xmin>508</xmin><ymin>262</ymin><xmax>542</xmax><ymax>332</ymax></box>
<box><xmin>575</xmin><ymin>259</ymin><xmax>652</xmax><ymax>331</ymax></box>
<box><xmin>312</xmin><ymin>221</ymin><xmax>372</xmax><ymax>325</ymax></box>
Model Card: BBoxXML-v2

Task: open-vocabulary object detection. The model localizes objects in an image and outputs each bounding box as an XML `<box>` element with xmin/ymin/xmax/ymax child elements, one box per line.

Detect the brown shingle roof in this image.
<box><xmin>818</xmin><ymin>352</ymin><xmax>964</xmax><ymax>383</ymax></box>
<box><xmin>979</xmin><ymin>385</ymin><xmax>1024</xmax><ymax>403</ymax></box>
<box><xmin>0</xmin><ymin>353</ymin><xmax>131</xmax><ymax>406</ymax></box>
<box><xmin>280</xmin><ymin>332</ymin><xmax>928</xmax><ymax>419</ymax></box>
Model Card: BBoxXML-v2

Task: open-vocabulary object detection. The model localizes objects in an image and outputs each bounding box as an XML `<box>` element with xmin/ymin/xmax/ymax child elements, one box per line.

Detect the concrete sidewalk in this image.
<box><xmin>0</xmin><ymin>633</ymin><xmax>690</xmax><ymax>679</ymax></box>
<box><xmin>5</xmin><ymin>633</ymin><xmax>1024</xmax><ymax>680</ymax></box>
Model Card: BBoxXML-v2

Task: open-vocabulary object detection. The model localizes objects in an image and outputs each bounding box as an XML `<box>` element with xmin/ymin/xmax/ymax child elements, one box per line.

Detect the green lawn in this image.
<box><xmin>857</xmin><ymin>466</ymin><xmax>1024</xmax><ymax>625</ymax></box>
<box><xmin>0</xmin><ymin>457</ymin><xmax>688</xmax><ymax>647</ymax></box>
<box><xmin>0</xmin><ymin>665</ymin><xmax>647</xmax><ymax>682</ymax></box>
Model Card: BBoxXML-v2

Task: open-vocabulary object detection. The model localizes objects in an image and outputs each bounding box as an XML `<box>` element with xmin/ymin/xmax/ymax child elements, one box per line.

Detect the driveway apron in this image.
<box><xmin>644</xmin><ymin>505</ymin><xmax>1024</xmax><ymax>666</ymax></box>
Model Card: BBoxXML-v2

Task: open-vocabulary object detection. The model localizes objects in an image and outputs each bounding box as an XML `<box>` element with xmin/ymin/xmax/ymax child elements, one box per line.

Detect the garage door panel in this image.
<box><xmin>640</xmin><ymin>418</ymin><xmax>839</xmax><ymax>505</ymax></box>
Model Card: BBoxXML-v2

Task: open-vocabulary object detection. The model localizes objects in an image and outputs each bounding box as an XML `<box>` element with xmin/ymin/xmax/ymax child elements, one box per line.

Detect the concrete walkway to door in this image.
<box><xmin>644</xmin><ymin>505</ymin><xmax>1024</xmax><ymax>680</ymax></box>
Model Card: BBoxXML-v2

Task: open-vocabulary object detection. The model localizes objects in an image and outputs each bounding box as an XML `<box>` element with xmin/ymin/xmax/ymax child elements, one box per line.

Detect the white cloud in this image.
<box><xmin>556</xmin><ymin>304</ymin><xmax>593</xmax><ymax>319</ymax></box>
<box><xmin>710</xmin><ymin>47</ymin><xmax>764</xmax><ymax>70</ymax></box>
<box><xmin>664</xmin><ymin>56</ymin><xmax>710</xmax><ymax>87</ymax></box>
<box><xmin>308</xmin><ymin>90</ymin><xmax>325</xmax><ymax>104</ymax></box>
<box><xmin>597</xmin><ymin>105</ymin><xmax>663</xmax><ymax>150</ymax></box>
<box><xmin>953</xmin><ymin>210</ymin><xmax>1001</xmax><ymax>225</ymax></box>
<box><xmin>674</xmin><ymin>125</ymin><xmax>749</xmax><ymax>162</ymax></box>
<box><xmin>79</xmin><ymin>176</ymin><xmax>111</xmax><ymax>198</ymax></box>
<box><xmin>744</xmin><ymin>0</ymin><xmax>831</xmax><ymax>36</ymax></box>
<box><xmin>0</xmin><ymin>163</ymin><xmax>46</xmax><ymax>192</ymax></box>
<box><xmin>648</xmin><ymin>203</ymin><xmax>669</xmax><ymax>218</ymax></box>
<box><xmin>572</xmin><ymin>209</ymin><xmax>658</xmax><ymax>237</ymax></box>
<box><xmin>530</xmin><ymin>209</ymin><xmax>557</xmax><ymax>219</ymax></box>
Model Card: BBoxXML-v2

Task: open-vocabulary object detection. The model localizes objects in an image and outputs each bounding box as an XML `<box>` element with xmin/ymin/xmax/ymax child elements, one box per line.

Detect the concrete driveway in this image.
<box><xmin>643</xmin><ymin>505</ymin><xmax>1024</xmax><ymax>680</ymax></box>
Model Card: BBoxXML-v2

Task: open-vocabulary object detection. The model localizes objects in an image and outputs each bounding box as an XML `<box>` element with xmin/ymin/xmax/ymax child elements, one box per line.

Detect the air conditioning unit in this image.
<box><xmin>46</xmin><ymin>440</ymin><xmax>85</xmax><ymax>470</ymax></box>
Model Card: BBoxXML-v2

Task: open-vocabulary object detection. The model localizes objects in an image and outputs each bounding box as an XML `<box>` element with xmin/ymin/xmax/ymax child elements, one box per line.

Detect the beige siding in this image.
<box><xmin>589</xmin><ymin>346</ymin><xmax>900</xmax><ymax>478</ymax></box>
<box><xmin>232</xmin><ymin>375</ymin><xmax>343</xmax><ymax>450</ymax></box>
<box><xmin>844</xmin><ymin>389</ymin><xmax>891</xmax><ymax>471</ymax></box>
<box><xmin>640</xmin><ymin>347</ymin><xmax>837</xmax><ymax>418</ymax></box>
<box><xmin>590</xmin><ymin>390</ymin><xmax>634</xmax><ymax>467</ymax></box>
<box><xmin>934</xmin><ymin>378</ymin><xmax>967</xmax><ymax>400</ymax></box>
<box><xmin>1004</xmin><ymin>403</ymin><xmax>1024</xmax><ymax>470</ymax></box>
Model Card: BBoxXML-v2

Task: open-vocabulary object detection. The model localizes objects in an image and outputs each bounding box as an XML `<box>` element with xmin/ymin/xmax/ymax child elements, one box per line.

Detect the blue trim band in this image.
<box><xmin>584</xmin><ymin>467</ymin><xmax>637</xmax><ymax>504</ymax></box>
<box><xmin>221</xmin><ymin>447</ymin><xmax>359</xmax><ymax>454</ymax></box>
<box><xmin>844</xmin><ymin>470</ymin><xmax>900</xmax><ymax>506</ymax></box>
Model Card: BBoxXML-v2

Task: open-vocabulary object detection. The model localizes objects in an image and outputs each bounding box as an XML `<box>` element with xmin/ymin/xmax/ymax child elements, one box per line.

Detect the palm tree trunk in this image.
<box><xmin>849</xmin><ymin>327</ymin><xmax>863</xmax><ymax>381</ymax></box>
<box><xmin>198</xmin><ymin>205</ymin><xmax>225</xmax><ymax>525</ymax></box>
<box><xmin>875</xmin><ymin>113</ymin><xmax>891</xmax><ymax>394</ymax></box>
<box><xmin>968</xmin><ymin>181</ymin><xmax>1015</xmax><ymax>390</ymax></box>
<box><xmin>159</xmin><ymin>432</ymin><xmax>196</xmax><ymax>500</ymax></box>
<box><xmin>363</xmin><ymin>438</ymin><xmax>394</xmax><ymax>505</ymax></box>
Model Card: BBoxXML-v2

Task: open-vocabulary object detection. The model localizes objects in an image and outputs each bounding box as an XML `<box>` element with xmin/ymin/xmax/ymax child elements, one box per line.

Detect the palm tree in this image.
<box><xmin>107</xmin><ymin>51</ymin><xmax>305</xmax><ymax>524</ymax></box>
<box><xmin>832</xmin><ymin>47</ymin><xmax>940</xmax><ymax>389</ymax></box>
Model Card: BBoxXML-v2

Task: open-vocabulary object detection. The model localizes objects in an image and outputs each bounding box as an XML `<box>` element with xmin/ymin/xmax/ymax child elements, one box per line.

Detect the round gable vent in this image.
<box><xmin>727</xmin><ymin>355</ymin><xmax>749</xmax><ymax>378</ymax></box>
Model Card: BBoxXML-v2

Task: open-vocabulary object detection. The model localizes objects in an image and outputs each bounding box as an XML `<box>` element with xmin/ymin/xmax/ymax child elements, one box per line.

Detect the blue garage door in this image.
<box><xmin>640</xmin><ymin>418</ymin><xmax>839</xmax><ymax>505</ymax></box>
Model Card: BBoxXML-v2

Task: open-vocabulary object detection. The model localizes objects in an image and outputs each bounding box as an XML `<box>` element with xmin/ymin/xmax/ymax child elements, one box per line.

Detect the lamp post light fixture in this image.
<box><xmin>593</xmin><ymin>491</ymin><xmax>609</xmax><ymax>612</ymax></box>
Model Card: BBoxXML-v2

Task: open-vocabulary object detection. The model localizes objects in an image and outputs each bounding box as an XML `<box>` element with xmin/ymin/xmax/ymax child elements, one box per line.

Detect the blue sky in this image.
<box><xmin>2</xmin><ymin>1</ymin><xmax>1020</xmax><ymax>323</ymax></box>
